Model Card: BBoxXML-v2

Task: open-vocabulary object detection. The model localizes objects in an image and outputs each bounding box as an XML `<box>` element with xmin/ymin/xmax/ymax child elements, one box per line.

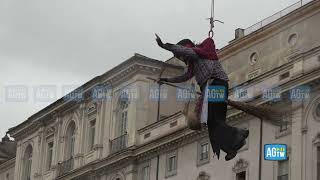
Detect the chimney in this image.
<box><xmin>235</xmin><ymin>28</ymin><xmax>245</xmax><ymax>39</ymax></box>
<box><xmin>2</xmin><ymin>134</ymin><xmax>10</xmax><ymax>142</ymax></box>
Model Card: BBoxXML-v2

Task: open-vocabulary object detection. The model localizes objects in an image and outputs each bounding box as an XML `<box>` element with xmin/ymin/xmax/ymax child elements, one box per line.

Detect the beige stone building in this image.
<box><xmin>3</xmin><ymin>0</ymin><xmax>320</xmax><ymax>180</ymax></box>
<box><xmin>0</xmin><ymin>135</ymin><xmax>16</xmax><ymax>180</ymax></box>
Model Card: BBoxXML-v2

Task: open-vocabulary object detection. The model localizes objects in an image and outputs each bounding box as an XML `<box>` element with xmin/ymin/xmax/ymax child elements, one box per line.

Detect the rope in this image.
<box><xmin>208</xmin><ymin>0</ymin><xmax>214</xmax><ymax>38</ymax></box>
<box><xmin>207</xmin><ymin>0</ymin><xmax>224</xmax><ymax>38</ymax></box>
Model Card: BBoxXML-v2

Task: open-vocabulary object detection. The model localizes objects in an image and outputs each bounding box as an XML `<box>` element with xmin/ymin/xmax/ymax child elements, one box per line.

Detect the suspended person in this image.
<box><xmin>155</xmin><ymin>34</ymin><xmax>249</xmax><ymax>161</ymax></box>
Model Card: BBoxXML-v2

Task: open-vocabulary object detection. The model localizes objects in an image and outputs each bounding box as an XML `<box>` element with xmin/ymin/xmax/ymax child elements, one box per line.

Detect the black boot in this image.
<box><xmin>240</xmin><ymin>129</ymin><xmax>249</xmax><ymax>139</ymax></box>
<box><xmin>225</xmin><ymin>140</ymin><xmax>246</xmax><ymax>161</ymax></box>
<box><xmin>225</xmin><ymin>130</ymin><xmax>249</xmax><ymax>161</ymax></box>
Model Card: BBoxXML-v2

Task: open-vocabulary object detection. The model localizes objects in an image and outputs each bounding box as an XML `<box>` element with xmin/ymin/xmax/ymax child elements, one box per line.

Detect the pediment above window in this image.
<box><xmin>232</xmin><ymin>158</ymin><xmax>249</xmax><ymax>173</ymax></box>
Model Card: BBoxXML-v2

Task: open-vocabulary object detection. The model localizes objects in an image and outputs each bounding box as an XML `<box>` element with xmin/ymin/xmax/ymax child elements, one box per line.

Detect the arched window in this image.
<box><xmin>23</xmin><ymin>145</ymin><xmax>33</xmax><ymax>180</ymax></box>
<box><xmin>66</xmin><ymin>121</ymin><xmax>76</xmax><ymax>159</ymax></box>
<box><xmin>117</xmin><ymin>93</ymin><xmax>129</xmax><ymax>136</ymax></box>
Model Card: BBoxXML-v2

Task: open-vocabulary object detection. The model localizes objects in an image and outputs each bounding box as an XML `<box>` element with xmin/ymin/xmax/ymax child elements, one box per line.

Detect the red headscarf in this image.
<box><xmin>184</xmin><ymin>38</ymin><xmax>219</xmax><ymax>60</ymax></box>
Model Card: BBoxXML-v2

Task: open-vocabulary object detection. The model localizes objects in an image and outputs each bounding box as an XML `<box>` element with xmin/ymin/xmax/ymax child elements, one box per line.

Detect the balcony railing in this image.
<box><xmin>244</xmin><ymin>0</ymin><xmax>315</xmax><ymax>36</ymax></box>
<box><xmin>58</xmin><ymin>157</ymin><xmax>74</xmax><ymax>176</ymax></box>
<box><xmin>110</xmin><ymin>133</ymin><xmax>128</xmax><ymax>153</ymax></box>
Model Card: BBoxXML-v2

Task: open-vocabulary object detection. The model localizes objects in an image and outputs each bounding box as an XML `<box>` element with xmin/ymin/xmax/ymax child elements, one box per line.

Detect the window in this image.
<box><xmin>47</xmin><ymin>142</ymin><xmax>54</xmax><ymax>170</ymax></box>
<box><xmin>277</xmin><ymin>111</ymin><xmax>292</xmax><ymax>135</ymax></box>
<box><xmin>278</xmin><ymin>159</ymin><xmax>289</xmax><ymax>180</ymax></box>
<box><xmin>197</xmin><ymin>141</ymin><xmax>210</xmax><ymax>166</ymax></box>
<box><xmin>316</xmin><ymin>104</ymin><xmax>320</xmax><ymax>117</ymax></box>
<box><xmin>142</xmin><ymin>165</ymin><xmax>150</xmax><ymax>180</ymax></box>
<box><xmin>24</xmin><ymin>145</ymin><xmax>33</xmax><ymax>180</ymax></box>
<box><xmin>317</xmin><ymin>146</ymin><xmax>320</xmax><ymax>180</ymax></box>
<box><xmin>118</xmin><ymin>96</ymin><xmax>128</xmax><ymax>136</ymax></box>
<box><xmin>200</xmin><ymin>143</ymin><xmax>209</xmax><ymax>161</ymax></box>
<box><xmin>89</xmin><ymin>120</ymin><xmax>96</xmax><ymax>151</ymax></box>
<box><xmin>166</xmin><ymin>151</ymin><xmax>178</xmax><ymax>177</ymax></box>
<box><xmin>279</xmin><ymin>72</ymin><xmax>290</xmax><ymax>81</ymax></box>
<box><xmin>66</xmin><ymin>122</ymin><xmax>76</xmax><ymax>159</ymax></box>
<box><xmin>232</xmin><ymin>159</ymin><xmax>249</xmax><ymax>180</ymax></box>
<box><xmin>236</xmin><ymin>171</ymin><xmax>246</xmax><ymax>180</ymax></box>
<box><xmin>168</xmin><ymin>156</ymin><xmax>177</xmax><ymax>172</ymax></box>
<box><xmin>170</xmin><ymin>121</ymin><xmax>177</xmax><ymax>128</ymax></box>
<box><xmin>280</xmin><ymin>121</ymin><xmax>289</xmax><ymax>132</ymax></box>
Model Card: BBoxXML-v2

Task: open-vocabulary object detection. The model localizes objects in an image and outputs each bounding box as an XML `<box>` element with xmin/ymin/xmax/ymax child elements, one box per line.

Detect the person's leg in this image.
<box><xmin>207</xmin><ymin>79</ymin><xmax>249</xmax><ymax>161</ymax></box>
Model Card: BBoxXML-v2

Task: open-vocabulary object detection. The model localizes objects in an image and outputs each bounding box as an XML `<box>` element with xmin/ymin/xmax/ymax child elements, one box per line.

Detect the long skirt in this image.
<box><xmin>202</xmin><ymin>79</ymin><xmax>241</xmax><ymax>159</ymax></box>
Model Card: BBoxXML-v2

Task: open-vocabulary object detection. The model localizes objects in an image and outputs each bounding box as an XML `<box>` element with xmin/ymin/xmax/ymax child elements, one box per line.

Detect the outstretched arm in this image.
<box><xmin>155</xmin><ymin>34</ymin><xmax>199</xmax><ymax>61</ymax></box>
<box><xmin>163</xmin><ymin>65</ymin><xmax>194</xmax><ymax>83</ymax></box>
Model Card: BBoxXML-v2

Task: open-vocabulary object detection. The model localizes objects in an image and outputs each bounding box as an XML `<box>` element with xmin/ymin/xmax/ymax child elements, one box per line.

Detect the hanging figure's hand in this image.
<box><xmin>155</xmin><ymin>33</ymin><xmax>164</xmax><ymax>48</ymax></box>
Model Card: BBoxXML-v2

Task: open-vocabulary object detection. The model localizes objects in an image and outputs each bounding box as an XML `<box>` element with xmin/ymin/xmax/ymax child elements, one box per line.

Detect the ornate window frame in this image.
<box><xmin>45</xmin><ymin>137</ymin><xmax>54</xmax><ymax>171</ymax></box>
<box><xmin>111</xmin><ymin>172</ymin><xmax>126</xmax><ymax>180</ymax></box>
<box><xmin>139</xmin><ymin>160</ymin><xmax>151</xmax><ymax>180</ymax></box>
<box><xmin>273</xmin><ymin>147</ymin><xmax>291</xmax><ymax>180</ymax></box>
<box><xmin>197</xmin><ymin>139</ymin><xmax>210</xmax><ymax>166</ymax></box>
<box><xmin>197</xmin><ymin>171</ymin><xmax>210</xmax><ymax>180</ymax></box>
<box><xmin>312</xmin><ymin>133</ymin><xmax>320</xmax><ymax>180</ymax></box>
<box><xmin>64</xmin><ymin>121</ymin><xmax>76</xmax><ymax>160</ymax></box>
<box><xmin>165</xmin><ymin>150</ymin><xmax>178</xmax><ymax>178</ymax></box>
<box><xmin>275</xmin><ymin>111</ymin><xmax>293</xmax><ymax>138</ymax></box>
<box><xmin>232</xmin><ymin>159</ymin><xmax>249</xmax><ymax>180</ymax></box>
<box><xmin>23</xmin><ymin>144</ymin><xmax>33</xmax><ymax>180</ymax></box>
<box><xmin>312</xmin><ymin>101</ymin><xmax>320</xmax><ymax>122</ymax></box>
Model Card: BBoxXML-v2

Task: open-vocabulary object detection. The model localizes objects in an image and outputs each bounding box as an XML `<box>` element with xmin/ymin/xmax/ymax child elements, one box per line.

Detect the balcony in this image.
<box><xmin>110</xmin><ymin>133</ymin><xmax>128</xmax><ymax>153</ymax></box>
<box><xmin>57</xmin><ymin>158</ymin><xmax>74</xmax><ymax>176</ymax></box>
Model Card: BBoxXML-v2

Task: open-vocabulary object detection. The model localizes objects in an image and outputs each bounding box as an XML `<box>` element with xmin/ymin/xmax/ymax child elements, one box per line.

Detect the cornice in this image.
<box><xmin>8</xmin><ymin>60</ymin><xmax>182</xmax><ymax>140</ymax></box>
<box><xmin>0</xmin><ymin>158</ymin><xmax>16</xmax><ymax>172</ymax></box>
<box><xmin>138</xmin><ymin>112</ymin><xmax>183</xmax><ymax>134</ymax></box>
<box><xmin>218</xmin><ymin>0</ymin><xmax>320</xmax><ymax>60</ymax></box>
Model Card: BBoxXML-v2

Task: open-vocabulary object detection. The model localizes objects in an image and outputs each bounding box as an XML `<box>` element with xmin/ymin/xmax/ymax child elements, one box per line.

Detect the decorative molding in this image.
<box><xmin>197</xmin><ymin>171</ymin><xmax>210</xmax><ymax>180</ymax></box>
<box><xmin>46</xmin><ymin>126</ymin><xmax>56</xmax><ymax>136</ymax></box>
<box><xmin>312</xmin><ymin>133</ymin><xmax>320</xmax><ymax>144</ymax></box>
<box><xmin>312</xmin><ymin>101</ymin><xmax>320</xmax><ymax>122</ymax></box>
<box><xmin>232</xmin><ymin>158</ymin><xmax>249</xmax><ymax>173</ymax></box>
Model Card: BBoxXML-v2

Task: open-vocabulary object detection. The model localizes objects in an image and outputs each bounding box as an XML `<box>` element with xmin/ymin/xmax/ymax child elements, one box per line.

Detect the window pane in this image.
<box><xmin>200</xmin><ymin>143</ymin><xmax>209</xmax><ymax>160</ymax></box>
<box><xmin>119</xmin><ymin>111</ymin><xmax>127</xmax><ymax>135</ymax></box>
<box><xmin>47</xmin><ymin>142</ymin><xmax>53</xmax><ymax>170</ymax></box>
<box><xmin>142</xmin><ymin>166</ymin><xmax>149</xmax><ymax>180</ymax></box>
<box><xmin>278</xmin><ymin>159</ymin><xmax>289</xmax><ymax>179</ymax></box>
<box><xmin>236</xmin><ymin>171</ymin><xmax>246</xmax><ymax>180</ymax></box>
<box><xmin>70</xmin><ymin>135</ymin><xmax>75</xmax><ymax>158</ymax></box>
<box><xmin>168</xmin><ymin>156</ymin><xmax>176</xmax><ymax>172</ymax></box>
<box><xmin>89</xmin><ymin>120</ymin><xmax>96</xmax><ymax>150</ymax></box>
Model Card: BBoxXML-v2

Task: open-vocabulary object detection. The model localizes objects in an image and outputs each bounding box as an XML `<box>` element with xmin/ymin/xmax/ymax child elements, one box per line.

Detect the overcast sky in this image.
<box><xmin>0</xmin><ymin>0</ymin><xmax>298</xmax><ymax>137</ymax></box>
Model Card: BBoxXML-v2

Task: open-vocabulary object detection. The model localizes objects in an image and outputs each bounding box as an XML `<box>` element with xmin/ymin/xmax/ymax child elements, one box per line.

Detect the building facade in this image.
<box><xmin>4</xmin><ymin>0</ymin><xmax>320</xmax><ymax>180</ymax></box>
<box><xmin>0</xmin><ymin>135</ymin><xmax>16</xmax><ymax>180</ymax></box>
